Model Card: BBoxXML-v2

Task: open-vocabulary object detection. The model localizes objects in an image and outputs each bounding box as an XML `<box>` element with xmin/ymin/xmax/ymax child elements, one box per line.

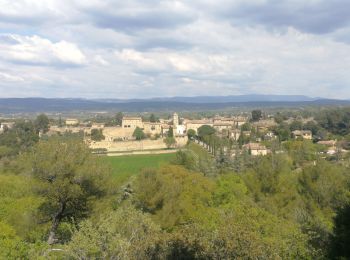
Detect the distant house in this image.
<box><xmin>143</xmin><ymin>122</ymin><xmax>162</xmax><ymax>137</ymax></box>
<box><xmin>292</xmin><ymin>130</ymin><xmax>312</xmax><ymax>140</ymax></box>
<box><xmin>91</xmin><ymin>123</ymin><xmax>105</xmax><ymax>129</ymax></box>
<box><xmin>243</xmin><ymin>143</ymin><xmax>269</xmax><ymax>156</ymax></box>
<box><xmin>229</xmin><ymin>129</ymin><xmax>241</xmax><ymax>141</ymax></box>
<box><xmin>65</xmin><ymin>118</ymin><xmax>79</xmax><ymax>126</ymax></box>
<box><xmin>122</xmin><ymin>117</ymin><xmax>143</xmax><ymax>129</ymax></box>
<box><xmin>317</xmin><ymin>140</ymin><xmax>337</xmax><ymax>147</ymax></box>
<box><xmin>233</xmin><ymin>116</ymin><xmax>248</xmax><ymax>127</ymax></box>
<box><xmin>213</xmin><ymin>122</ymin><xmax>232</xmax><ymax>132</ymax></box>
<box><xmin>317</xmin><ymin>140</ymin><xmax>339</xmax><ymax>155</ymax></box>
<box><xmin>264</xmin><ymin>131</ymin><xmax>277</xmax><ymax>140</ymax></box>
<box><xmin>0</xmin><ymin>122</ymin><xmax>15</xmax><ymax>132</ymax></box>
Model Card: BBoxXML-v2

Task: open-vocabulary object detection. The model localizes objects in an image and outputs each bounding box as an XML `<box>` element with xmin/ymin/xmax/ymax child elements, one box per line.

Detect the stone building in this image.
<box><xmin>292</xmin><ymin>130</ymin><xmax>312</xmax><ymax>140</ymax></box>
<box><xmin>184</xmin><ymin>119</ymin><xmax>213</xmax><ymax>134</ymax></box>
<box><xmin>143</xmin><ymin>122</ymin><xmax>162</xmax><ymax>137</ymax></box>
<box><xmin>122</xmin><ymin>117</ymin><xmax>143</xmax><ymax>129</ymax></box>
<box><xmin>243</xmin><ymin>143</ymin><xmax>269</xmax><ymax>156</ymax></box>
<box><xmin>65</xmin><ymin>118</ymin><xmax>79</xmax><ymax>126</ymax></box>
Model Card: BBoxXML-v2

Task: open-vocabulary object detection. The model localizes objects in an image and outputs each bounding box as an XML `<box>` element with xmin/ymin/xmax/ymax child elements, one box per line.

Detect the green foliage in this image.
<box><xmin>133</xmin><ymin>127</ymin><xmax>146</xmax><ymax>140</ymax></box>
<box><xmin>272</xmin><ymin>122</ymin><xmax>291</xmax><ymax>141</ymax></box>
<box><xmin>283</xmin><ymin>140</ymin><xmax>322</xmax><ymax>167</ymax></box>
<box><xmin>328</xmin><ymin>204</ymin><xmax>350</xmax><ymax>259</ymax></box>
<box><xmin>149</xmin><ymin>113</ymin><xmax>158</xmax><ymax>122</ymax></box>
<box><xmin>0</xmin><ymin>174</ymin><xmax>44</xmax><ymax>241</ymax></box>
<box><xmin>115</xmin><ymin>112</ymin><xmax>123</xmax><ymax>126</ymax></box>
<box><xmin>34</xmin><ymin>114</ymin><xmax>50</xmax><ymax>134</ymax></box>
<box><xmin>315</xmin><ymin>108</ymin><xmax>350</xmax><ymax>136</ymax></box>
<box><xmin>133</xmin><ymin>166</ymin><xmax>215</xmax><ymax>228</ymax></box>
<box><xmin>0</xmin><ymin>120</ymin><xmax>39</xmax><ymax>155</ymax></box>
<box><xmin>1</xmin><ymin>108</ymin><xmax>350</xmax><ymax>258</ymax></box>
<box><xmin>240</xmin><ymin>122</ymin><xmax>251</xmax><ymax>131</ymax></box>
<box><xmin>90</xmin><ymin>128</ymin><xmax>105</xmax><ymax>141</ymax></box>
<box><xmin>24</xmin><ymin>138</ymin><xmax>109</xmax><ymax>244</ymax></box>
<box><xmin>187</xmin><ymin>128</ymin><xmax>196</xmax><ymax>139</ymax></box>
<box><xmin>252</xmin><ymin>109</ymin><xmax>262</xmax><ymax>121</ymax></box>
<box><xmin>65</xmin><ymin>205</ymin><xmax>165</xmax><ymax>259</ymax></box>
<box><xmin>0</xmin><ymin>221</ymin><xmax>30</xmax><ymax>259</ymax></box>
<box><xmin>168</xmin><ymin>126</ymin><xmax>174</xmax><ymax>137</ymax></box>
<box><xmin>164</xmin><ymin>136</ymin><xmax>176</xmax><ymax>148</ymax></box>
<box><xmin>197</xmin><ymin>125</ymin><xmax>215</xmax><ymax>138</ymax></box>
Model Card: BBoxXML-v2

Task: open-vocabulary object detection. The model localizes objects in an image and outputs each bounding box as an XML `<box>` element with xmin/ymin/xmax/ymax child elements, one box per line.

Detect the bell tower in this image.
<box><xmin>173</xmin><ymin>112</ymin><xmax>179</xmax><ymax>126</ymax></box>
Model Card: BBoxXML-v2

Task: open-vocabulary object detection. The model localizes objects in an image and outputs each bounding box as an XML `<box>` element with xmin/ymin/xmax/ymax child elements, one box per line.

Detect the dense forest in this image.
<box><xmin>1</xmin><ymin>108</ymin><xmax>350</xmax><ymax>259</ymax></box>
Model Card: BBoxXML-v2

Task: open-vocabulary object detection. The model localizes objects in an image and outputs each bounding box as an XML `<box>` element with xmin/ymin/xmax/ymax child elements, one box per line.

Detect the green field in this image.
<box><xmin>101</xmin><ymin>153</ymin><xmax>176</xmax><ymax>184</ymax></box>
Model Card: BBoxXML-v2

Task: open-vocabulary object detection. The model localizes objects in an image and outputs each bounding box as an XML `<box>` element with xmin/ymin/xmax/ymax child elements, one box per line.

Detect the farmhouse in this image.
<box><xmin>292</xmin><ymin>130</ymin><xmax>312</xmax><ymax>140</ymax></box>
<box><xmin>122</xmin><ymin>117</ymin><xmax>143</xmax><ymax>129</ymax></box>
<box><xmin>243</xmin><ymin>143</ymin><xmax>269</xmax><ymax>156</ymax></box>
<box><xmin>65</xmin><ymin>118</ymin><xmax>79</xmax><ymax>126</ymax></box>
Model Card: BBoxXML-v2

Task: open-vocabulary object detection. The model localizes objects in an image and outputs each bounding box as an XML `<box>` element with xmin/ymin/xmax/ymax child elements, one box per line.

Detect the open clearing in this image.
<box><xmin>101</xmin><ymin>153</ymin><xmax>176</xmax><ymax>184</ymax></box>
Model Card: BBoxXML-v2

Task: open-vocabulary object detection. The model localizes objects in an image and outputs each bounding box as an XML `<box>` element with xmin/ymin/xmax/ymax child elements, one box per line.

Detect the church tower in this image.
<box><xmin>173</xmin><ymin>112</ymin><xmax>179</xmax><ymax>127</ymax></box>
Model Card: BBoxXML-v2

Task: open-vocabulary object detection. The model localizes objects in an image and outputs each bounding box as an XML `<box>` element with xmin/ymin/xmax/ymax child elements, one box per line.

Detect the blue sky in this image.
<box><xmin>0</xmin><ymin>0</ymin><xmax>349</xmax><ymax>99</ymax></box>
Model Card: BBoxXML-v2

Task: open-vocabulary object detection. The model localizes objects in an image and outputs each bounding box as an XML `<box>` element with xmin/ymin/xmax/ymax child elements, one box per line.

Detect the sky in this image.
<box><xmin>0</xmin><ymin>0</ymin><xmax>349</xmax><ymax>99</ymax></box>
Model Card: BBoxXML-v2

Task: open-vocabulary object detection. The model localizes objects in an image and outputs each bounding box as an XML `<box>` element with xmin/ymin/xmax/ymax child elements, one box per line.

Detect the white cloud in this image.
<box><xmin>0</xmin><ymin>71</ymin><xmax>24</xmax><ymax>82</ymax></box>
<box><xmin>0</xmin><ymin>34</ymin><xmax>86</xmax><ymax>67</ymax></box>
<box><xmin>0</xmin><ymin>0</ymin><xmax>349</xmax><ymax>98</ymax></box>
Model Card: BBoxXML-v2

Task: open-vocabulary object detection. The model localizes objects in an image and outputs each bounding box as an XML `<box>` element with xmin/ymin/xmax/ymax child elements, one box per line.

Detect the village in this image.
<box><xmin>1</xmin><ymin>110</ymin><xmax>344</xmax><ymax>158</ymax></box>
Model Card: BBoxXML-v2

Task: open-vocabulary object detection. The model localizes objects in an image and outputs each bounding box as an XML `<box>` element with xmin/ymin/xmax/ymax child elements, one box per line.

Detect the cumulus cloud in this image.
<box><xmin>0</xmin><ymin>34</ymin><xmax>86</xmax><ymax>67</ymax></box>
<box><xmin>192</xmin><ymin>0</ymin><xmax>350</xmax><ymax>34</ymax></box>
<box><xmin>0</xmin><ymin>0</ymin><xmax>349</xmax><ymax>98</ymax></box>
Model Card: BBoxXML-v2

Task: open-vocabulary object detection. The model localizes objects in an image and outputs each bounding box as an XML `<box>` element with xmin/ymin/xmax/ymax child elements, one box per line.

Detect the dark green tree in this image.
<box><xmin>187</xmin><ymin>129</ymin><xmax>196</xmax><ymax>139</ymax></box>
<box><xmin>34</xmin><ymin>114</ymin><xmax>50</xmax><ymax>134</ymax></box>
<box><xmin>26</xmin><ymin>139</ymin><xmax>108</xmax><ymax>244</ymax></box>
<box><xmin>251</xmin><ymin>110</ymin><xmax>262</xmax><ymax>121</ymax></box>
<box><xmin>164</xmin><ymin>136</ymin><xmax>176</xmax><ymax>149</ymax></box>
<box><xmin>328</xmin><ymin>204</ymin><xmax>350</xmax><ymax>259</ymax></box>
<box><xmin>197</xmin><ymin>125</ymin><xmax>215</xmax><ymax>138</ymax></box>
<box><xmin>149</xmin><ymin>114</ymin><xmax>157</xmax><ymax>123</ymax></box>
<box><xmin>115</xmin><ymin>112</ymin><xmax>124</xmax><ymax>126</ymax></box>
<box><xmin>91</xmin><ymin>129</ymin><xmax>105</xmax><ymax>141</ymax></box>
<box><xmin>168</xmin><ymin>126</ymin><xmax>174</xmax><ymax>137</ymax></box>
<box><xmin>133</xmin><ymin>127</ymin><xmax>146</xmax><ymax>140</ymax></box>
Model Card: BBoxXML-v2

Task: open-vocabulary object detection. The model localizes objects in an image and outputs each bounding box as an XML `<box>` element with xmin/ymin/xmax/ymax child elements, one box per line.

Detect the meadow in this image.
<box><xmin>101</xmin><ymin>153</ymin><xmax>176</xmax><ymax>184</ymax></box>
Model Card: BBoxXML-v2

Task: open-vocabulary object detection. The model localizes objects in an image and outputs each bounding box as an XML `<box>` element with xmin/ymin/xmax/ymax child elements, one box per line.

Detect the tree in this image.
<box><xmin>90</xmin><ymin>128</ymin><xmax>105</xmax><ymax>141</ymax></box>
<box><xmin>0</xmin><ymin>120</ymin><xmax>39</xmax><ymax>155</ymax></box>
<box><xmin>187</xmin><ymin>129</ymin><xmax>196</xmax><ymax>140</ymax></box>
<box><xmin>168</xmin><ymin>126</ymin><xmax>174</xmax><ymax>137</ymax></box>
<box><xmin>197</xmin><ymin>125</ymin><xmax>215</xmax><ymax>138</ymax></box>
<box><xmin>58</xmin><ymin>115</ymin><xmax>63</xmax><ymax>127</ymax></box>
<box><xmin>133</xmin><ymin>127</ymin><xmax>146</xmax><ymax>140</ymax></box>
<box><xmin>164</xmin><ymin>136</ymin><xmax>176</xmax><ymax>149</ymax></box>
<box><xmin>115</xmin><ymin>112</ymin><xmax>124</xmax><ymax>126</ymax></box>
<box><xmin>252</xmin><ymin>110</ymin><xmax>262</xmax><ymax>121</ymax></box>
<box><xmin>26</xmin><ymin>139</ymin><xmax>108</xmax><ymax>244</ymax></box>
<box><xmin>35</xmin><ymin>114</ymin><xmax>50</xmax><ymax>134</ymax></box>
<box><xmin>328</xmin><ymin>204</ymin><xmax>350</xmax><ymax>259</ymax></box>
<box><xmin>149</xmin><ymin>114</ymin><xmax>157</xmax><ymax>123</ymax></box>
<box><xmin>65</xmin><ymin>206</ymin><xmax>165</xmax><ymax>259</ymax></box>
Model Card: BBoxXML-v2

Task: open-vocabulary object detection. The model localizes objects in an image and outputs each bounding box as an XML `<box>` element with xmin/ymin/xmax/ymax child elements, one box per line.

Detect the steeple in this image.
<box><xmin>173</xmin><ymin>112</ymin><xmax>179</xmax><ymax>126</ymax></box>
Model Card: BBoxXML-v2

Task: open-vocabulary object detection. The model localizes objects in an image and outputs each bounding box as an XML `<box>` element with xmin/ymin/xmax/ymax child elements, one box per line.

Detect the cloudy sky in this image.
<box><xmin>0</xmin><ymin>0</ymin><xmax>349</xmax><ymax>99</ymax></box>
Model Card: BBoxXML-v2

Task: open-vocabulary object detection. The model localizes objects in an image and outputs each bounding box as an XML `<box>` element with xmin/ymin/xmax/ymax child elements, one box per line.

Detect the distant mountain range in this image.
<box><xmin>95</xmin><ymin>94</ymin><xmax>319</xmax><ymax>103</ymax></box>
<box><xmin>0</xmin><ymin>95</ymin><xmax>349</xmax><ymax>114</ymax></box>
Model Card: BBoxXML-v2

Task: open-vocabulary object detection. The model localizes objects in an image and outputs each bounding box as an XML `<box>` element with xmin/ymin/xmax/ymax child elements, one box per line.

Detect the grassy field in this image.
<box><xmin>101</xmin><ymin>153</ymin><xmax>176</xmax><ymax>184</ymax></box>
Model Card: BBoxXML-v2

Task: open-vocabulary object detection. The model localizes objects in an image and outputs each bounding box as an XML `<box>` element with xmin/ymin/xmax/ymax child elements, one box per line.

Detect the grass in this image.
<box><xmin>100</xmin><ymin>153</ymin><xmax>176</xmax><ymax>185</ymax></box>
